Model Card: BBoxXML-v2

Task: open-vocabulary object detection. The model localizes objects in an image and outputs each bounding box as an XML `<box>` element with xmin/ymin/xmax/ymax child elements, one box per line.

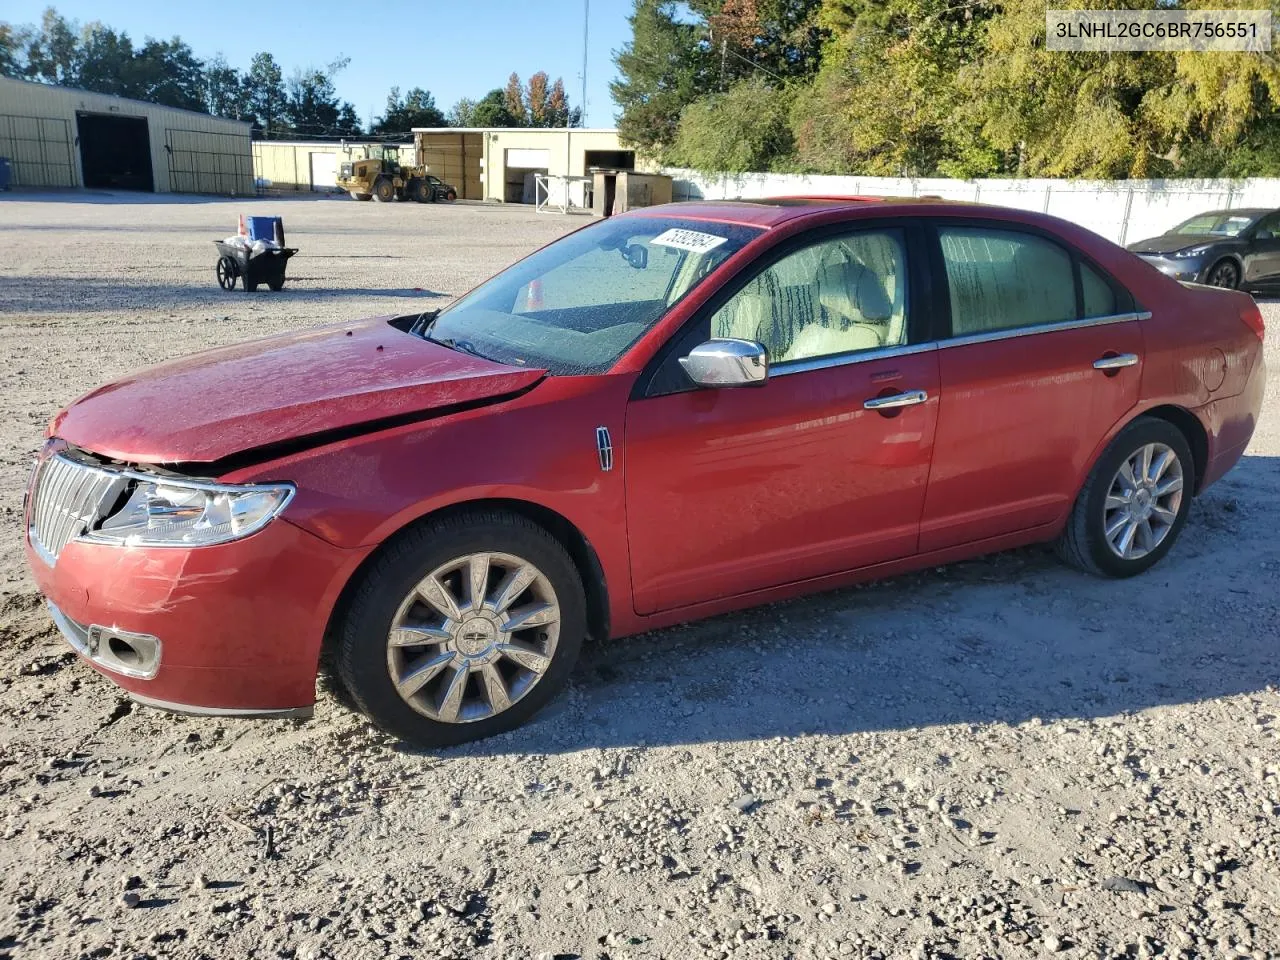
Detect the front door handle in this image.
<box><xmin>863</xmin><ymin>389</ymin><xmax>928</xmax><ymax>411</ymax></box>
<box><xmin>1093</xmin><ymin>353</ymin><xmax>1139</xmax><ymax>371</ymax></box>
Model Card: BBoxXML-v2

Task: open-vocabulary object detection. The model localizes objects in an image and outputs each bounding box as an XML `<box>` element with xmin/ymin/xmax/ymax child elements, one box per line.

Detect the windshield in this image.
<box><xmin>1172</xmin><ymin>213</ymin><xmax>1254</xmax><ymax>237</ymax></box>
<box><xmin>418</xmin><ymin>216</ymin><xmax>761</xmax><ymax>374</ymax></box>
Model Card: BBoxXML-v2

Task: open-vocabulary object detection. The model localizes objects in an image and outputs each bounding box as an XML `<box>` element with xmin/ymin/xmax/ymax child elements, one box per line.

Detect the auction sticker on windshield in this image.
<box><xmin>650</xmin><ymin>228</ymin><xmax>729</xmax><ymax>254</ymax></box>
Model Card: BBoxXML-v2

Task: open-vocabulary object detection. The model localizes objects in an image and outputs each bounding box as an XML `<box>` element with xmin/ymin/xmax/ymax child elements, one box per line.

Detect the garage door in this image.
<box><xmin>166</xmin><ymin>128</ymin><xmax>253</xmax><ymax>195</ymax></box>
<box><xmin>506</xmin><ymin>148</ymin><xmax>550</xmax><ymax>168</ymax></box>
<box><xmin>0</xmin><ymin>114</ymin><xmax>75</xmax><ymax>187</ymax></box>
<box><xmin>309</xmin><ymin>152</ymin><xmax>337</xmax><ymax>191</ymax></box>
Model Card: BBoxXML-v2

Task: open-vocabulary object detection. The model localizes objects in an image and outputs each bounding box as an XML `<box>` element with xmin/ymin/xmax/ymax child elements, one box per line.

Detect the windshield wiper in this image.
<box><xmin>411</xmin><ymin>309</ymin><xmax>441</xmax><ymax>336</ymax></box>
<box><xmin>427</xmin><ymin>333</ymin><xmax>487</xmax><ymax>359</ymax></box>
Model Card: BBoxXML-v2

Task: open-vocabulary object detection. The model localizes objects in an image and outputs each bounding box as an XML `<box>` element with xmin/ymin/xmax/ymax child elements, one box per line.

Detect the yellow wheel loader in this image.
<box><xmin>337</xmin><ymin>148</ymin><xmax>443</xmax><ymax>203</ymax></box>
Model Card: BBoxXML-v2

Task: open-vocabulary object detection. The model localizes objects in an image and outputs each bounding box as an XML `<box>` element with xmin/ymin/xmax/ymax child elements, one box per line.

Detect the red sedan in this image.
<box><xmin>24</xmin><ymin>198</ymin><xmax>1265</xmax><ymax>746</ymax></box>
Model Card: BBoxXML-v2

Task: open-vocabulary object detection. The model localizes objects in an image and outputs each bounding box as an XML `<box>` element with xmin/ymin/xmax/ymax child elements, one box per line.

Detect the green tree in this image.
<box><xmin>22</xmin><ymin>7</ymin><xmax>80</xmax><ymax>85</ymax></box>
<box><xmin>74</xmin><ymin>22</ymin><xmax>133</xmax><ymax>96</ymax></box>
<box><xmin>0</xmin><ymin>23</ymin><xmax>25</xmax><ymax>77</ymax></box>
<box><xmin>374</xmin><ymin>86</ymin><xmax>446</xmax><ymax>134</ymax></box>
<box><xmin>448</xmin><ymin>97</ymin><xmax>478</xmax><ymax>126</ymax></box>
<box><xmin>130</xmin><ymin>37</ymin><xmax>205</xmax><ymax>111</ymax></box>
<box><xmin>203</xmin><ymin>54</ymin><xmax>245</xmax><ymax>119</ymax></box>
<box><xmin>285</xmin><ymin>60</ymin><xmax>360</xmax><ymax>137</ymax></box>
<box><xmin>472</xmin><ymin>88</ymin><xmax>518</xmax><ymax>127</ymax></box>
<box><xmin>670</xmin><ymin>76</ymin><xmax>794</xmax><ymax>172</ymax></box>
<box><xmin>611</xmin><ymin>0</ymin><xmax>711</xmax><ymax>152</ymax></box>
<box><xmin>244</xmin><ymin>51</ymin><xmax>287</xmax><ymax>137</ymax></box>
<box><xmin>790</xmin><ymin>0</ymin><xmax>998</xmax><ymax>177</ymax></box>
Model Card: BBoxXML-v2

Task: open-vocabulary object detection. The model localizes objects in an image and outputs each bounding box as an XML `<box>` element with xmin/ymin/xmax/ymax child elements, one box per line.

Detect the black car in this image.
<box><xmin>1127</xmin><ymin>208</ymin><xmax>1280</xmax><ymax>291</ymax></box>
<box><xmin>426</xmin><ymin>175</ymin><xmax>457</xmax><ymax>202</ymax></box>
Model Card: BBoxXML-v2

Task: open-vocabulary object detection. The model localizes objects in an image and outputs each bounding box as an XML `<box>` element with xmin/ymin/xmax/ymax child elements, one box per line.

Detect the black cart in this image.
<box><xmin>214</xmin><ymin>240</ymin><xmax>297</xmax><ymax>292</ymax></box>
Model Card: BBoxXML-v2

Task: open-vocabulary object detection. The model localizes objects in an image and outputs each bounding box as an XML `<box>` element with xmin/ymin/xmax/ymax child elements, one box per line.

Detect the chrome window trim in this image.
<box><xmin>770</xmin><ymin>340</ymin><xmax>938</xmax><ymax>378</ymax></box>
<box><xmin>939</xmin><ymin>311</ymin><xmax>1150</xmax><ymax>350</ymax></box>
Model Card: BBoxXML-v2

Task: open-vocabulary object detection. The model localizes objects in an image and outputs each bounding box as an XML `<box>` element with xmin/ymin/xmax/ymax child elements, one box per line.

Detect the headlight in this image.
<box><xmin>1169</xmin><ymin>245</ymin><xmax>1211</xmax><ymax>259</ymax></box>
<box><xmin>83</xmin><ymin>475</ymin><xmax>293</xmax><ymax>548</ymax></box>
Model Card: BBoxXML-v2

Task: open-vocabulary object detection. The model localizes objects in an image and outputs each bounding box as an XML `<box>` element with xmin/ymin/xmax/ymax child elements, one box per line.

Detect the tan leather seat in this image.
<box><xmin>781</xmin><ymin>260</ymin><xmax>895</xmax><ymax>362</ymax></box>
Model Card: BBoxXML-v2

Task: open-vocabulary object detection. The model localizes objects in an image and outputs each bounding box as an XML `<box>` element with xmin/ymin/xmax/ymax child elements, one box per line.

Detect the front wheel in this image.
<box><xmin>410</xmin><ymin>179</ymin><xmax>431</xmax><ymax>203</ymax></box>
<box><xmin>1057</xmin><ymin>418</ymin><xmax>1193</xmax><ymax>578</ymax></box>
<box><xmin>336</xmin><ymin>511</ymin><xmax>586</xmax><ymax>746</ymax></box>
<box><xmin>445</xmin><ymin>189</ymin><xmax>457</xmax><ymax>202</ymax></box>
<box><xmin>1206</xmin><ymin>258</ymin><xmax>1240</xmax><ymax>289</ymax></box>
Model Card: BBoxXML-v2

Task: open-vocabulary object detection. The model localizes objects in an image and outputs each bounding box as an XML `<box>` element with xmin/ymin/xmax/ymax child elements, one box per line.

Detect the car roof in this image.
<box><xmin>1187</xmin><ymin>208</ymin><xmax>1274</xmax><ymax>219</ymax></box>
<box><xmin>622</xmin><ymin>196</ymin><xmax>1045</xmax><ymax>230</ymax></box>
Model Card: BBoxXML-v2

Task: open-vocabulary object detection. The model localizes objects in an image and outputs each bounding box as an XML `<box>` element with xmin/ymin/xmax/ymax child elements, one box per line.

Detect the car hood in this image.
<box><xmin>51</xmin><ymin>316</ymin><xmax>545</xmax><ymax>465</ymax></box>
<box><xmin>1127</xmin><ymin>233</ymin><xmax>1226</xmax><ymax>255</ymax></box>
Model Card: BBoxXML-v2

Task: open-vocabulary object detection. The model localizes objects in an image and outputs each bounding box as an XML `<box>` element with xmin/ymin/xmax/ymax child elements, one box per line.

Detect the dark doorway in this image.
<box><xmin>585</xmin><ymin>149</ymin><xmax>635</xmax><ymax>171</ymax></box>
<box><xmin>77</xmin><ymin>113</ymin><xmax>154</xmax><ymax>191</ymax></box>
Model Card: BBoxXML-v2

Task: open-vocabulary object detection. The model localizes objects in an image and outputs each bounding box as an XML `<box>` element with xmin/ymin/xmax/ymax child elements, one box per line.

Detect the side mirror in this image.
<box><xmin>678</xmin><ymin>338</ymin><xmax>769</xmax><ymax>388</ymax></box>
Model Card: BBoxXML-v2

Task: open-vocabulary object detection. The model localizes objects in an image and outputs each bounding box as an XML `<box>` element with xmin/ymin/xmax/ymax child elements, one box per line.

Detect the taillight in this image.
<box><xmin>1242</xmin><ymin>300</ymin><xmax>1266</xmax><ymax>340</ymax></box>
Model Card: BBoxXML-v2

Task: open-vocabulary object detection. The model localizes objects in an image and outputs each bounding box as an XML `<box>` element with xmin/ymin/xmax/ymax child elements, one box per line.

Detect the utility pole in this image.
<box><xmin>581</xmin><ymin>0</ymin><xmax>589</xmax><ymax>127</ymax></box>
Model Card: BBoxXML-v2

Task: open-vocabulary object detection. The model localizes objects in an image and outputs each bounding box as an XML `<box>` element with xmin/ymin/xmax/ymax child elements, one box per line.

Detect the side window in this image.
<box><xmin>939</xmin><ymin>227</ymin><xmax>1075</xmax><ymax>335</ymax></box>
<box><xmin>709</xmin><ymin>230</ymin><xmax>907</xmax><ymax>365</ymax></box>
<box><xmin>1254</xmin><ymin>212</ymin><xmax>1280</xmax><ymax>239</ymax></box>
<box><xmin>1081</xmin><ymin>261</ymin><xmax>1117</xmax><ymax>318</ymax></box>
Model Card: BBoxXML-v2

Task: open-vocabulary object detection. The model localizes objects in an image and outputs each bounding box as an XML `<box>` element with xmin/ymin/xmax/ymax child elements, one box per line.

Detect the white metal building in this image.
<box><xmin>0</xmin><ymin>75</ymin><xmax>253</xmax><ymax>194</ymax></box>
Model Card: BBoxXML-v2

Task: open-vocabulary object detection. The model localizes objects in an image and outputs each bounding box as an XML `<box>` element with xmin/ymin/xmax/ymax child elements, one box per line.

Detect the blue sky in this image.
<box><xmin>4</xmin><ymin>0</ymin><xmax>632</xmax><ymax>127</ymax></box>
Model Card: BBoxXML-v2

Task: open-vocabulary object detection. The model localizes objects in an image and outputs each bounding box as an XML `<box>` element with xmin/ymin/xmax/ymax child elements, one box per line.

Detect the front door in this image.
<box><xmin>1242</xmin><ymin>212</ymin><xmax>1280</xmax><ymax>287</ymax></box>
<box><xmin>920</xmin><ymin>223</ymin><xmax>1144</xmax><ymax>551</ymax></box>
<box><xmin>624</xmin><ymin>227</ymin><xmax>940</xmax><ymax>615</ymax></box>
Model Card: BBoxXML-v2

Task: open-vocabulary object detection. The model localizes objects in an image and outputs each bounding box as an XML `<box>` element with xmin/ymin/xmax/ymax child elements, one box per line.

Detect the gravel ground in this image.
<box><xmin>1</xmin><ymin>192</ymin><xmax>1279</xmax><ymax>960</ymax></box>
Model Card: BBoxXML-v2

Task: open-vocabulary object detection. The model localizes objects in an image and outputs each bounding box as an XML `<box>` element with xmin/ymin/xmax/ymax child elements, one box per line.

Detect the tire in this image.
<box><xmin>244</xmin><ymin>281</ymin><xmax>258</xmax><ymax>293</ymax></box>
<box><xmin>216</xmin><ymin>256</ymin><xmax>238</xmax><ymax>291</ymax></box>
<box><xmin>350</xmin><ymin>191</ymin><xmax>372</xmax><ymax>201</ymax></box>
<box><xmin>445</xmin><ymin>189</ymin><xmax>457</xmax><ymax>202</ymax></box>
<box><xmin>1206</xmin><ymin>258</ymin><xmax>1240</xmax><ymax>289</ymax></box>
<box><xmin>372</xmin><ymin>178</ymin><xmax>395</xmax><ymax>203</ymax></box>
<box><xmin>1056</xmin><ymin>417</ymin><xmax>1194</xmax><ymax>578</ymax></box>
<box><xmin>336</xmin><ymin>510</ymin><xmax>587</xmax><ymax>747</ymax></box>
<box><xmin>267</xmin><ymin>278</ymin><xmax>284</xmax><ymax>291</ymax></box>
<box><xmin>410</xmin><ymin>179</ymin><xmax>431</xmax><ymax>203</ymax></box>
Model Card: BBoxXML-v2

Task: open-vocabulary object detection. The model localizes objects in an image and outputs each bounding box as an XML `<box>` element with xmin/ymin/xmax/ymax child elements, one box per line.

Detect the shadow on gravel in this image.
<box><xmin>410</xmin><ymin>454</ymin><xmax>1280</xmax><ymax>758</ymax></box>
<box><xmin>0</xmin><ymin>277</ymin><xmax>449</xmax><ymax>313</ymax></box>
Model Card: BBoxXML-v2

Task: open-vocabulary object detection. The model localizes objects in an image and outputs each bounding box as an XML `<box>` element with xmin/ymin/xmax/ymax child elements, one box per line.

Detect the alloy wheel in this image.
<box><xmin>1208</xmin><ymin>261</ymin><xmax>1238</xmax><ymax>289</ymax></box>
<box><xmin>1102</xmin><ymin>442</ymin><xmax>1184</xmax><ymax>560</ymax></box>
<box><xmin>386</xmin><ymin>551</ymin><xmax>561</xmax><ymax>723</ymax></box>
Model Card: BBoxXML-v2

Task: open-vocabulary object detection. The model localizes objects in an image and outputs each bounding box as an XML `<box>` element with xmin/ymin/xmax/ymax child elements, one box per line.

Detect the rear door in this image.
<box><xmin>919</xmin><ymin>222</ymin><xmax>1144</xmax><ymax>552</ymax></box>
<box><xmin>624</xmin><ymin>223</ymin><xmax>941</xmax><ymax>614</ymax></box>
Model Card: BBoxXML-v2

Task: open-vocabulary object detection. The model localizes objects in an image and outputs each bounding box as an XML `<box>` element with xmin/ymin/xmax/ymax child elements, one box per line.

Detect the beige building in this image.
<box><xmin>0</xmin><ymin>75</ymin><xmax>252</xmax><ymax>194</ymax></box>
<box><xmin>251</xmin><ymin>140</ymin><xmax>416</xmax><ymax>193</ymax></box>
<box><xmin>412</xmin><ymin>127</ymin><xmax>633</xmax><ymax>203</ymax></box>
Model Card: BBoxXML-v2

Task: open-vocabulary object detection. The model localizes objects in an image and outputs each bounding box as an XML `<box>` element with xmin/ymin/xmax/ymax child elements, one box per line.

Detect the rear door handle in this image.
<box><xmin>863</xmin><ymin>389</ymin><xmax>928</xmax><ymax>411</ymax></box>
<box><xmin>1093</xmin><ymin>353</ymin><xmax>1139</xmax><ymax>371</ymax></box>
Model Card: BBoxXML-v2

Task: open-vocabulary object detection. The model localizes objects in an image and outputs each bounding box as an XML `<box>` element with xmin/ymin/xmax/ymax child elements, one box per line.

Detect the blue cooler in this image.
<box><xmin>244</xmin><ymin>215</ymin><xmax>285</xmax><ymax>245</ymax></box>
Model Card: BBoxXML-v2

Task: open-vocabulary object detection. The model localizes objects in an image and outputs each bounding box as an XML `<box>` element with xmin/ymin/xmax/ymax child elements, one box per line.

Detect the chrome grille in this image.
<box><xmin>28</xmin><ymin>453</ymin><xmax>123</xmax><ymax>565</ymax></box>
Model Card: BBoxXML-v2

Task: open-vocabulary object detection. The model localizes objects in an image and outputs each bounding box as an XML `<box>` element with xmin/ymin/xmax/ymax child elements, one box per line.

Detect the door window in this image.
<box><xmin>1253</xmin><ymin>212</ymin><xmax>1280</xmax><ymax>239</ymax></box>
<box><xmin>1081</xmin><ymin>261</ymin><xmax>1117</xmax><ymax>318</ymax></box>
<box><xmin>939</xmin><ymin>227</ymin><xmax>1076</xmax><ymax>335</ymax></box>
<box><xmin>709</xmin><ymin>230</ymin><xmax>908</xmax><ymax>365</ymax></box>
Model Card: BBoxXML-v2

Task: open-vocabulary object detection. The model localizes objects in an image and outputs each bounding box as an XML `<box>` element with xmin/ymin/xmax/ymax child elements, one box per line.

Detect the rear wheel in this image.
<box><xmin>336</xmin><ymin>510</ymin><xmax>586</xmax><ymax>747</ymax></box>
<box><xmin>216</xmin><ymin>256</ymin><xmax>238</xmax><ymax>291</ymax></box>
<box><xmin>1057</xmin><ymin>418</ymin><xmax>1193</xmax><ymax>578</ymax></box>
<box><xmin>372</xmin><ymin>178</ymin><xmax>395</xmax><ymax>203</ymax></box>
<box><xmin>1206</xmin><ymin>258</ymin><xmax>1240</xmax><ymax>289</ymax></box>
<box><xmin>350</xmin><ymin>190</ymin><xmax>372</xmax><ymax>201</ymax></box>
